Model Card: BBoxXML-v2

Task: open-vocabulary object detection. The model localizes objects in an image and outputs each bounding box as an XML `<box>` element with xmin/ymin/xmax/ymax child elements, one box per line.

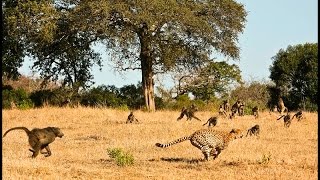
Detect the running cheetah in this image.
<box><xmin>155</xmin><ymin>128</ymin><xmax>243</xmax><ymax>161</ymax></box>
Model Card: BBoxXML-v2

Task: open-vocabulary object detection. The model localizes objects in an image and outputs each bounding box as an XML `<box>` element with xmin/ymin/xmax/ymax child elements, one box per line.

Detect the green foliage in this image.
<box><xmin>81</xmin><ymin>85</ymin><xmax>125</xmax><ymax>108</ymax></box>
<box><xmin>3</xmin><ymin>0</ymin><xmax>247</xmax><ymax>111</ymax></box>
<box><xmin>180</xmin><ymin>61</ymin><xmax>242</xmax><ymax>101</ymax></box>
<box><xmin>107</xmin><ymin>148</ymin><xmax>134</xmax><ymax>167</ymax></box>
<box><xmin>2</xmin><ymin>88</ymin><xmax>33</xmax><ymax>109</ymax></box>
<box><xmin>269</xmin><ymin>43</ymin><xmax>318</xmax><ymax>111</ymax></box>
<box><xmin>230</xmin><ymin>81</ymin><xmax>271</xmax><ymax>112</ymax></box>
<box><xmin>119</xmin><ymin>84</ymin><xmax>144</xmax><ymax>109</ymax></box>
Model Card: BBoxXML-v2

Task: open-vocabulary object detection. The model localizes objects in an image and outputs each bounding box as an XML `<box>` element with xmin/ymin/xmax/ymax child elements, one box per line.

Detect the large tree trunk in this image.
<box><xmin>141</xmin><ymin>58</ymin><xmax>155</xmax><ymax>111</ymax></box>
<box><xmin>140</xmin><ymin>33</ymin><xmax>155</xmax><ymax>111</ymax></box>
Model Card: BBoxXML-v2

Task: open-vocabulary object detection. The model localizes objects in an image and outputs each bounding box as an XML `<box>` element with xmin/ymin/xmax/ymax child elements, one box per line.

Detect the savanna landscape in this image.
<box><xmin>2</xmin><ymin>1</ymin><xmax>317</xmax><ymax>180</ymax></box>
<box><xmin>2</xmin><ymin>107</ymin><xmax>318</xmax><ymax>179</ymax></box>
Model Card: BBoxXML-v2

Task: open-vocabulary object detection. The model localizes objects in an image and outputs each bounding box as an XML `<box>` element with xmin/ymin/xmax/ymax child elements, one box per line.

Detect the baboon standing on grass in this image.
<box><xmin>252</xmin><ymin>106</ymin><xmax>259</xmax><ymax>119</ymax></box>
<box><xmin>3</xmin><ymin>126</ymin><xmax>64</xmax><ymax>158</ymax></box>
<box><xmin>238</xmin><ymin>102</ymin><xmax>245</xmax><ymax>116</ymax></box>
<box><xmin>218</xmin><ymin>105</ymin><xmax>228</xmax><ymax>117</ymax></box>
<box><xmin>177</xmin><ymin>104</ymin><xmax>201</xmax><ymax>121</ymax></box>
<box><xmin>231</xmin><ymin>100</ymin><xmax>244</xmax><ymax>116</ymax></box>
<box><xmin>126</xmin><ymin>111</ymin><xmax>140</xmax><ymax>123</ymax></box>
<box><xmin>277</xmin><ymin>97</ymin><xmax>288</xmax><ymax>114</ymax></box>
<box><xmin>223</xmin><ymin>100</ymin><xmax>230</xmax><ymax>112</ymax></box>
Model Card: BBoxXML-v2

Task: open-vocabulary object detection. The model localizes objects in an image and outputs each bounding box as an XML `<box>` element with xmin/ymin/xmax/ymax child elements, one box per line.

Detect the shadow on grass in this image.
<box><xmin>158</xmin><ymin>157</ymin><xmax>204</xmax><ymax>164</ymax></box>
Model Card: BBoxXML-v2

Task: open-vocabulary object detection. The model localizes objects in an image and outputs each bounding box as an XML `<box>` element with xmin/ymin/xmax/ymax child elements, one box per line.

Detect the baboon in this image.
<box><xmin>231</xmin><ymin>100</ymin><xmax>244</xmax><ymax>116</ymax></box>
<box><xmin>277</xmin><ymin>113</ymin><xmax>292</xmax><ymax>128</ymax></box>
<box><xmin>3</xmin><ymin>127</ymin><xmax>64</xmax><ymax>158</ymax></box>
<box><xmin>177</xmin><ymin>104</ymin><xmax>201</xmax><ymax>121</ymax></box>
<box><xmin>291</xmin><ymin>110</ymin><xmax>303</xmax><ymax>121</ymax></box>
<box><xmin>203</xmin><ymin>116</ymin><xmax>218</xmax><ymax>127</ymax></box>
<box><xmin>252</xmin><ymin>106</ymin><xmax>259</xmax><ymax>119</ymax></box>
<box><xmin>238</xmin><ymin>102</ymin><xmax>245</xmax><ymax>116</ymax></box>
<box><xmin>277</xmin><ymin>97</ymin><xmax>288</xmax><ymax>114</ymax></box>
<box><xmin>218</xmin><ymin>105</ymin><xmax>228</xmax><ymax>117</ymax></box>
<box><xmin>246</xmin><ymin>124</ymin><xmax>260</xmax><ymax>137</ymax></box>
<box><xmin>126</xmin><ymin>111</ymin><xmax>139</xmax><ymax>124</ymax></box>
<box><xmin>223</xmin><ymin>100</ymin><xmax>230</xmax><ymax>112</ymax></box>
<box><xmin>229</xmin><ymin>106</ymin><xmax>238</xmax><ymax>119</ymax></box>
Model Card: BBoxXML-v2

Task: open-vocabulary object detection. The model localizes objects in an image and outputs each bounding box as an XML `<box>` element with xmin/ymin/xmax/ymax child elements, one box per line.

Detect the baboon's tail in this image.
<box><xmin>3</xmin><ymin>127</ymin><xmax>31</xmax><ymax>137</ymax></box>
<box><xmin>202</xmin><ymin>120</ymin><xmax>209</xmax><ymax>126</ymax></box>
<box><xmin>277</xmin><ymin>115</ymin><xmax>285</xmax><ymax>121</ymax></box>
<box><xmin>155</xmin><ymin>136</ymin><xmax>191</xmax><ymax>148</ymax></box>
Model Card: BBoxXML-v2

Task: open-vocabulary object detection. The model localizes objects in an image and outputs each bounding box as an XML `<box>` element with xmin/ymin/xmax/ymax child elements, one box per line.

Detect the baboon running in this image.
<box><xmin>291</xmin><ymin>110</ymin><xmax>303</xmax><ymax>121</ymax></box>
<box><xmin>177</xmin><ymin>104</ymin><xmax>201</xmax><ymax>121</ymax></box>
<box><xmin>203</xmin><ymin>116</ymin><xmax>218</xmax><ymax>127</ymax></box>
<box><xmin>277</xmin><ymin>113</ymin><xmax>292</xmax><ymax>128</ymax></box>
<box><xmin>3</xmin><ymin>127</ymin><xmax>64</xmax><ymax>158</ymax></box>
<box><xmin>252</xmin><ymin>106</ymin><xmax>259</xmax><ymax>119</ymax></box>
<box><xmin>126</xmin><ymin>111</ymin><xmax>139</xmax><ymax>124</ymax></box>
<box><xmin>246</xmin><ymin>124</ymin><xmax>260</xmax><ymax>137</ymax></box>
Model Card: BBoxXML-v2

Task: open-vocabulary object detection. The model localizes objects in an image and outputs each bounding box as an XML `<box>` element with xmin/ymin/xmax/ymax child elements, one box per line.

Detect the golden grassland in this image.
<box><xmin>2</xmin><ymin>107</ymin><xmax>318</xmax><ymax>180</ymax></box>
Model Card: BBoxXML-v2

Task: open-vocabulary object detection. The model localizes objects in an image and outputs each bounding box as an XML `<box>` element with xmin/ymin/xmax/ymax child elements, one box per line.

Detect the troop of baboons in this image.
<box><xmin>3</xmin><ymin>127</ymin><xmax>64</xmax><ymax>158</ymax></box>
<box><xmin>3</xmin><ymin>96</ymin><xmax>304</xmax><ymax>160</ymax></box>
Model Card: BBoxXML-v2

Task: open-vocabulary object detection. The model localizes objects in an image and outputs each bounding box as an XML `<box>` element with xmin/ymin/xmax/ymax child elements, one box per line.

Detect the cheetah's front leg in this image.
<box><xmin>201</xmin><ymin>145</ymin><xmax>212</xmax><ymax>161</ymax></box>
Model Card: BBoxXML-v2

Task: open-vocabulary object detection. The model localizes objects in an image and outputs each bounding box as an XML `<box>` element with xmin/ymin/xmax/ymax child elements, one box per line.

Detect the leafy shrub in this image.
<box><xmin>2</xmin><ymin>88</ymin><xmax>33</xmax><ymax>109</ymax></box>
<box><xmin>107</xmin><ymin>148</ymin><xmax>134</xmax><ymax>167</ymax></box>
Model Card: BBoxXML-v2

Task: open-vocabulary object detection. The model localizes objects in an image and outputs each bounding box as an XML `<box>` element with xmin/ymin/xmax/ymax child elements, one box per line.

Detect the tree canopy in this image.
<box><xmin>269</xmin><ymin>43</ymin><xmax>318</xmax><ymax>110</ymax></box>
<box><xmin>176</xmin><ymin>61</ymin><xmax>242</xmax><ymax>102</ymax></box>
<box><xmin>85</xmin><ymin>0</ymin><xmax>247</xmax><ymax>111</ymax></box>
<box><xmin>3</xmin><ymin>0</ymin><xmax>247</xmax><ymax>111</ymax></box>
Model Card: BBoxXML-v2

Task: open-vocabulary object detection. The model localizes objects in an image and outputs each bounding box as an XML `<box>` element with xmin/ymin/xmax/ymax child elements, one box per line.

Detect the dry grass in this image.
<box><xmin>2</xmin><ymin>107</ymin><xmax>318</xmax><ymax>180</ymax></box>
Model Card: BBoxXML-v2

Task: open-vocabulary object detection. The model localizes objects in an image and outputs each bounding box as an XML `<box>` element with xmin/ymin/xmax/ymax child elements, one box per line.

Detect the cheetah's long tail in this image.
<box><xmin>155</xmin><ymin>136</ymin><xmax>191</xmax><ymax>148</ymax></box>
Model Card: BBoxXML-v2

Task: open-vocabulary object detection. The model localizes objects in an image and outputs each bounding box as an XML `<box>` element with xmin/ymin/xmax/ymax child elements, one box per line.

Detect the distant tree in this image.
<box><xmin>81</xmin><ymin>85</ymin><xmax>125</xmax><ymax>108</ymax></box>
<box><xmin>177</xmin><ymin>61</ymin><xmax>242</xmax><ymax>102</ymax></box>
<box><xmin>269</xmin><ymin>43</ymin><xmax>318</xmax><ymax>111</ymax></box>
<box><xmin>119</xmin><ymin>83</ymin><xmax>144</xmax><ymax>109</ymax></box>
<box><xmin>3</xmin><ymin>1</ymin><xmax>103</xmax><ymax>94</ymax></box>
<box><xmin>230</xmin><ymin>81</ymin><xmax>271</xmax><ymax>111</ymax></box>
<box><xmin>81</xmin><ymin>0</ymin><xmax>247</xmax><ymax>111</ymax></box>
<box><xmin>2</xmin><ymin>0</ymin><xmax>54</xmax><ymax>80</ymax></box>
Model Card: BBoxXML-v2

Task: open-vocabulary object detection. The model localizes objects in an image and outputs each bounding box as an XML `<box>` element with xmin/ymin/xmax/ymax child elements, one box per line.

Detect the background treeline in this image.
<box><xmin>2</xmin><ymin>75</ymin><xmax>316</xmax><ymax>112</ymax></box>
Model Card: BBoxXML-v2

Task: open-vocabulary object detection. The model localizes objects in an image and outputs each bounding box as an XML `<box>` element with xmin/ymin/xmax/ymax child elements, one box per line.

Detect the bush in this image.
<box><xmin>2</xmin><ymin>88</ymin><xmax>33</xmax><ymax>109</ymax></box>
<box><xmin>107</xmin><ymin>148</ymin><xmax>134</xmax><ymax>167</ymax></box>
